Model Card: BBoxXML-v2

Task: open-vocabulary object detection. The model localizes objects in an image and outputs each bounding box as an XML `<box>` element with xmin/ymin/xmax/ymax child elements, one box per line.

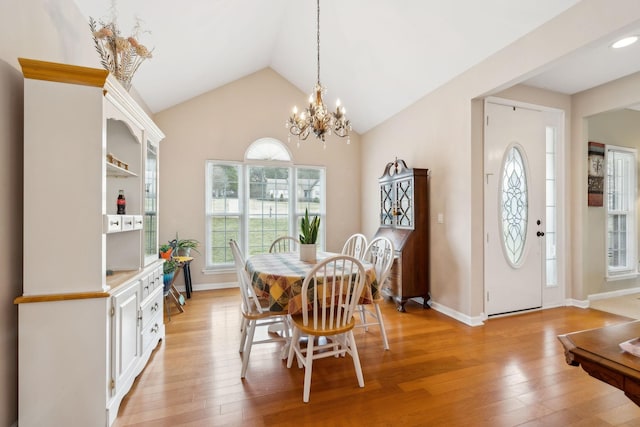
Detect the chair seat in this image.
<box><xmin>290</xmin><ymin>312</ymin><xmax>356</xmax><ymax>336</ymax></box>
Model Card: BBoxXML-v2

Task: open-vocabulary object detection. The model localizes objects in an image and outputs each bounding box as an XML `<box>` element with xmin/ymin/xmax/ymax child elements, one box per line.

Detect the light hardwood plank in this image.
<box><xmin>113</xmin><ymin>289</ymin><xmax>640</xmax><ymax>426</ymax></box>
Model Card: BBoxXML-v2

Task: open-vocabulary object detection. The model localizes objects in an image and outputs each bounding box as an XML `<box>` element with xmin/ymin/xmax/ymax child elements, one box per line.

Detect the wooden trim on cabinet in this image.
<box><xmin>14</xmin><ymin>291</ymin><xmax>110</xmax><ymax>304</ymax></box>
<box><xmin>18</xmin><ymin>58</ymin><xmax>109</xmax><ymax>88</ymax></box>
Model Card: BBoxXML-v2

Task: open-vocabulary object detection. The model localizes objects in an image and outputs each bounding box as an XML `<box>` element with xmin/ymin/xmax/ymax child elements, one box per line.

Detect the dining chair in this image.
<box><xmin>269</xmin><ymin>236</ymin><xmax>300</xmax><ymax>253</ymax></box>
<box><xmin>229</xmin><ymin>239</ymin><xmax>290</xmax><ymax>378</ymax></box>
<box><xmin>341</xmin><ymin>233</ymin><xmax>368</xmax><ymax>260</ymax></box>
<box><xmin>286</xmin><ymin>254</ymin><xmax>366</xmax><ymax>402</ymax></box>
<box><xmin>356</xmin><ymin>236</ymin><xmax>395</xmax><ymax>350</ymax></box>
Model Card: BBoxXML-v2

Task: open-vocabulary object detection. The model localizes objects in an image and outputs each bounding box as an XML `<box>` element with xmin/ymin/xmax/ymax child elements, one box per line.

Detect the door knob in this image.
<box><xmin>537</xmin><ymin>231</ymin><xmax>545</xmax><ymax>237</ymax></box>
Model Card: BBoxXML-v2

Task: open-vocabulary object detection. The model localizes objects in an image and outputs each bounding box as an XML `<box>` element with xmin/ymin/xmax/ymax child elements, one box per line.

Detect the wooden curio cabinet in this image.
<box><xmin>374</xmin><ymin>158</ymin><xmax>430</xmax><ymax>311</ymax></box>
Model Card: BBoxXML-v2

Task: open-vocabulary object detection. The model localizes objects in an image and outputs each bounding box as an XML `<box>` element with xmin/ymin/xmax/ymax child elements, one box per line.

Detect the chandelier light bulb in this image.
<box><xmin>336</xmin><ymin>99</ymin><xmax>341</xmax><ymax>107</ymax></box>
<box><xmin>293</xmin><ymin>106</ymin><xmax>298</xmax><ymax>114</ymax></box>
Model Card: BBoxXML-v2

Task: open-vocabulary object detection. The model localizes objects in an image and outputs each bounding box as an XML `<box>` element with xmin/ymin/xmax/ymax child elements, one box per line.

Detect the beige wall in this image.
<box><xmin>361</xmin><ymin>0</ymin><xmax>640</xmax><ymax>319</ymax></box>
<box><xmin>572</xmin><ymin>71</ymin><xmax>640</xmax><ymax>299</ymax></box>
<box><xmin>154</xmin><ymin>68</ymin><xmax>362</xmax><ymax>286</ymax></box>
<box><xmin>584</xmin><ymin>108</ymin><xmax>640</xmax><ymax>295</ymax></box>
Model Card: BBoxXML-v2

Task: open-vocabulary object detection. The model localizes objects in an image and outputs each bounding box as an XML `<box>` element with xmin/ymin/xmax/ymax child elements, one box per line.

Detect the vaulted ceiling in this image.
<box><xmin>74</xmin><ymin>1</ymin><xmax>640</xmax><ymax>134</ymax></box>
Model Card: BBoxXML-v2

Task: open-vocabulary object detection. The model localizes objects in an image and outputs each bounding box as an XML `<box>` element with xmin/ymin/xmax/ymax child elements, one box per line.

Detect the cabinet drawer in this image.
<box><xmin>133</xmin><ymin>215</ymin><xmax>144</xmax><ymax>230</ymax></box>
<box><xmin>141</xmin><ymin>318</ymin><xmax>163</xmax><ymax>353</ymax></box>
<box><xmin>104</xmin><ymin>215</ymin><xmax>122</xmax><ymax>233</ymax></box>
<box><xmin>121</xmin><ymin>215</ymin><xmax>135</xmax><ymax>231</ymax></box>
<box><xmin>152</xmin><ymin>266</ymin><xmax>162</xmax><ymax>290</ymax></box>
<box><xmin>140</xmin><ymin>274</ymin><xmax>153</xmax><ymax>300</ymax></box>
<box><xmin>140</xmin><ymin>287</ymin><xmax>163</xmax><ymax>327</ymax></box>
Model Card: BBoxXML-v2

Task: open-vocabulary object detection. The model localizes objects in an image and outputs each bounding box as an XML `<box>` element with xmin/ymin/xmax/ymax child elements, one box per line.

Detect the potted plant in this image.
<box><xmin>170</xmin><ymin>233</ymin><xmax>200</xmax><ymax>257</ymax></box>
<box><xmin>163</xmin><ymin>259</ymin><xmax>178</xmax><ymax>291</ymax></box>
<box><xmin>299</xmin><ymin>208</ymin><xmax>320</xmax><ymax>262</ymax></box>
<box><xmin>159</xmin><ymin>243</ymin><xmax>173</xmax><ymax>260</ymax></box>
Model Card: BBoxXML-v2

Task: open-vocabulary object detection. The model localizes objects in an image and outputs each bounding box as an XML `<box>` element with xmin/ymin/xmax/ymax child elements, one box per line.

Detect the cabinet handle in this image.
<box><xmin>125</xmin><ymin>220</ymin><xmax>132</xmax><ymax>225</ymax></box>
<box><xmin>151</xmin><ymin>324</ymin><xmax>159</xmax><ymax>333</ymax></box>
<box><xmin>110</xmin><ymin>220</ymin><xmax>120</xmax><ymax>226</ymax></box>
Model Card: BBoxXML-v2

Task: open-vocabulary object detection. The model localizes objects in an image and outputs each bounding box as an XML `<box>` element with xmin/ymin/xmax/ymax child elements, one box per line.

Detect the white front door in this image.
<box><xmin>484</xmin><ymin>101</ymin><xmax>546</xmax><ymax>316</ymax></box>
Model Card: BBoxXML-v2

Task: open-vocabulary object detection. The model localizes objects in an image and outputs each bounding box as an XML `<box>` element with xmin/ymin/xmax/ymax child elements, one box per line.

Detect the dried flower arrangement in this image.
<box><xmin>89</xmin><ymin>12</ymin><xmax>153</xmax><ymax>91</ymax></box>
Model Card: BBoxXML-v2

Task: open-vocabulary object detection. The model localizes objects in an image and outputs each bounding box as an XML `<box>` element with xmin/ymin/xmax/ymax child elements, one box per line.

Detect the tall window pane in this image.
<box><xmin>248</xmin><ymin>166</ymin><xmax>291</xmax><ymax>255</ymax></box>
<box><xmin>606</xmin><ymin>147</ymin><xmax>637</xmax><ymax>276</ymax></box>
<box><xmin>545</xmin><ymin>126</ymin><xmax>558</xmax><ymax>286</ymax></box>
<box><xmin>206</xmin><ymin>163</ymin><xmax>241</xmax><ymax>266</ymax></box>
<box><xmin>296</xmin><ymin>168</ymin><xmax>325</xmax><ymax>248</ymax></box>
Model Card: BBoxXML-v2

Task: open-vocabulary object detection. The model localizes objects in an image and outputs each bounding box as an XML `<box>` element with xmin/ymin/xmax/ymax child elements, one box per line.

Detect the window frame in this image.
<box><xmin>605</xmin><ymin>144</ymin><xmax>638</xmax><ymax>280</ymax></box>
<box><xmin>204</xmin><ymin>152</ymin><xmax>326</xmax><ymax>271</ymax></box>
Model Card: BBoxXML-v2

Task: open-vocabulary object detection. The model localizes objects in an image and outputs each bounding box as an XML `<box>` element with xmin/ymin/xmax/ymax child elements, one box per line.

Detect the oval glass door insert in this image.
<box><xmin>500</xmin><ymin>145</ymin><xmax>528</xmax><ymax>267</ymax></box>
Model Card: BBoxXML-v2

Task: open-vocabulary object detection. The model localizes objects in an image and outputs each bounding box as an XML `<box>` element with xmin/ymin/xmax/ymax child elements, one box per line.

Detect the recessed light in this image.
<box><xmin>612</xmin><ymin>36</ymin><xmax>639</xmax><ymax>49</ymax></box>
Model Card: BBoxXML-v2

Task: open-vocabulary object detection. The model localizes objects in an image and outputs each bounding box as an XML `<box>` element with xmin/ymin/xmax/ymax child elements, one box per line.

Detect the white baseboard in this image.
<box><xmin>588</xmin><ymin>286</ymin><xmax>640</xmax><ymax>302</ymax></box>
<box><xmin>566</xmin><ymin>298</ymin><xmax>590</xmax><ymax>309</ymax></box>
<box><xmin>413</xmin><ymin>297</ymin><xmax>485</xmax><ymax>327</ymax></box>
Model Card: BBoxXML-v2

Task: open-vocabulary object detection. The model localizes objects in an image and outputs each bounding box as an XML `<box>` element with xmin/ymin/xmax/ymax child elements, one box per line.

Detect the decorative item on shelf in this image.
<box><xmin>89</xmin><ymin>3</ymin><xmax>153</xmax><ymax>91</ymax></box>
<box><xmin>117</xmin><ymin>189</ymin><xmax>126</xmax><ymax>214</ymax></box>
<box><xmin>159</xmin><ymin>243</ymin><xmax>172</xmax><ymax>260</ymax></box>
<box><xmin>299</xmin><ymin>208</ymin><xmax>320</xmax><ymax>262</ymax></box>
<box><xmin>163</xmin><ymin>259</ymin><xmax>178</xmax><ymax>291</ymax></box>
<box><xmin>169</xmin><ymin>233</ymin><xmax>200</xmax><ymax>257</ymax></box>
<box><xmin>285</xmin><ymin>0</ymin><xmax>351</xmax><ymax>148</ymax></box>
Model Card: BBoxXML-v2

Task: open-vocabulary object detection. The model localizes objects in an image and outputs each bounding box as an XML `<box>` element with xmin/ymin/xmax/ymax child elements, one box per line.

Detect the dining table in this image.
<box><xmin>245</xmin><ymin>251</ymin><xmax>379</xmax><ymax>315</ymax></box>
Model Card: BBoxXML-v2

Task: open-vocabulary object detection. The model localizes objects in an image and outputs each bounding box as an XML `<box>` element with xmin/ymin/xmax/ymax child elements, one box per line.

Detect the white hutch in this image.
<box><xmin>15</xmin><ymin>58</ymin><xmax>165</xmax><ymax>426</ymax></box>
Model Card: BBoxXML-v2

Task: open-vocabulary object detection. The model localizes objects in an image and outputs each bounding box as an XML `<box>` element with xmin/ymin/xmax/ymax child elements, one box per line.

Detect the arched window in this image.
<box><xmin>245</xmin><ymin>138</ymin><xmax>292</xmax><ymax>162</ymax></box>
<box><xmin>204</xmin><ymin>138</ymin><xmax>325</xmax><ymax>270</ymax></box>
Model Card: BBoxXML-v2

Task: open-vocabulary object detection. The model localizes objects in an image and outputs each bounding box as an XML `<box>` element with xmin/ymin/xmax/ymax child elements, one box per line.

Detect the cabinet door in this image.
<box><xmin>395</xmin><ymin>177</ymin><xmax>414</xmax><ymax>228</ymax></box>
<box><xmin>144</xmin><ymin>142</ymin><xmax>158</xmax><ymax>265</ymax></box>
<box><xmin>380</xmin><ymin>182</ymin><xmax>394</xmax><ymax>225</ymax></box>
<box><xmin>111</xmin><ymin>283</ymin><xmax>140</xmax><ymax>396</ymax></box>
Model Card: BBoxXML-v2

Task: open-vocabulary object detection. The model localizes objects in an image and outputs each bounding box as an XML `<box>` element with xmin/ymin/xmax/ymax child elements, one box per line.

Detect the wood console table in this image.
<box><xmin>558</xmin><ymin>321</ymin><xmax>640</xmax><ymax>406</ymax></box>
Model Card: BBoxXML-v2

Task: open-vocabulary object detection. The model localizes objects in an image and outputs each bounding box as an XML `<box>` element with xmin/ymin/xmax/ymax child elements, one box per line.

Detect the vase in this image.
<box><xmin>299</xmin><ymin>244</ymin><xmax>317</xmax><ymax>263</ymax></box>
<box><xmin>175</xmin><ymin>247</ymin><xmax>191</xmax><ymax>257</ymax></box>
<box><xmin>163</xmin><ymin>272</ymin><xmax>175</xmax><ymax>292</ymax></box>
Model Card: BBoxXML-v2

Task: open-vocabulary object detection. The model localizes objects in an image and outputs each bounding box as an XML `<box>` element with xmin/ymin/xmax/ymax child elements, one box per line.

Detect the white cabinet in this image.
<box><xmin>16</xmin><ymin>58</ymin><xmax>166</xmax><ymax>427</ymax></box>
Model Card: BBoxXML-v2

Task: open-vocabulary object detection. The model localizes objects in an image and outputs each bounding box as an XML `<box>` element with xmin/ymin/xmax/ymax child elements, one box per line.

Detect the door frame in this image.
<box><xmin>483</xmin><ymin>96</ymin><xmax>566</xmax><ymax>317</ymax></box>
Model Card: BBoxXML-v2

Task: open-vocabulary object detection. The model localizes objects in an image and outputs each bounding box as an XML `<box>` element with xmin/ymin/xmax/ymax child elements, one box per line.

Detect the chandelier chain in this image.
<box><xmin>316</xmin><ymin>0</ymin><xmax>320</xmax><ymax>85</ymax></box>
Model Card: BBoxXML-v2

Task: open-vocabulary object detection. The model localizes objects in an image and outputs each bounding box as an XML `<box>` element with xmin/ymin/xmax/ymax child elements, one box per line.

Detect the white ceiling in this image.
<box><xmin>73</xmin><ymin>0</ymin><xmax>640</xmax><ymax>134</ymax></box>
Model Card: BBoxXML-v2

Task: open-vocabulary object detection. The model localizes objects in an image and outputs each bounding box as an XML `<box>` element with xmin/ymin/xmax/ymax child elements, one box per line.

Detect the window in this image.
<box><xmin>545</xmin><ymin>126</ymin><xmax>557</xmax><ymax>286</ymax></box>
<box><xmin>205</xmin><ymin>139</ymin><xmax>325</xmax><ymax>270</ymax></box>
<box><xmin>606</xmin><ymin>145</ymin><xmax>637</xmax><ymax>279</ymax></box>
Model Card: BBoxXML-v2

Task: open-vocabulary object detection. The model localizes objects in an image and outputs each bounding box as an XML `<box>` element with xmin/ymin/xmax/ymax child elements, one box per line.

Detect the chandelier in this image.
<box><xmin>286</xmin><ymin>0</ymin><xmax>352</xmax><ymax>147</ymax></box>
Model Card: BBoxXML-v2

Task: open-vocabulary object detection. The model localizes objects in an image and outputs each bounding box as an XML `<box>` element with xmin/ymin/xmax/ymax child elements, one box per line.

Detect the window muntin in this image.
<box><xmin>606</xmin><ymin>146</ymin><xmax>637</xmax><ymax>277</ymax></box>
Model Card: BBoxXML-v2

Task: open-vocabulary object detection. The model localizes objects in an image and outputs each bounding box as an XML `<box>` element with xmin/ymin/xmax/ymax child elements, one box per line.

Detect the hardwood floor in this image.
<box><xmin>114</xmin><ymin>289</ymin><xmax>640</xmax><ymax>426</ymax></box>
